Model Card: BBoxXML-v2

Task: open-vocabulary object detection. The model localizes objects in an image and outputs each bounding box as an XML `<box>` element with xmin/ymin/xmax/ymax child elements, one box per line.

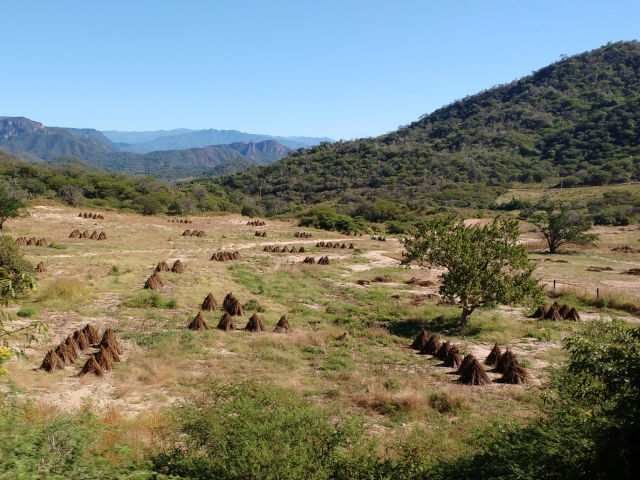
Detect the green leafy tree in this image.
<box><xmin>403</xmin><ymin>216</ymin><xmax>542</xmax><ymax>325</ymax></box>
<box><xmin>529</xmin><ymin>204</ymin><xmax>598</xmax><ymax>254</ymax></box>
<box><xmin>0</xmin><ymin>187</ymin><xmax>24</xmax><ymax>229</ymax></box>
<box><xmin>0</xmin><ymin>235</ymin><xmax>39</xmax><ymax>376</ymax></box>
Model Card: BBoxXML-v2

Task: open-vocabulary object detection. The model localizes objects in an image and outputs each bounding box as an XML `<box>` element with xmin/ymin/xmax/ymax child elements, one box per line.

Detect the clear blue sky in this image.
<box><xmin>1</xmin><ymin>0</ymin><xmax>638</xmax><ymax>140</ymax></box>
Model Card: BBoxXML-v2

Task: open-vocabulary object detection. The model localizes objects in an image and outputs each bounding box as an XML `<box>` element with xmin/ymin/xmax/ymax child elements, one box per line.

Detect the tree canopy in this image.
<box><xmin>402</xmin><ymin>216</ymin><xmax>542</xmax><ymax>324</ymax></box>
<box><xmin>528</xmin><ymin>203</ymin><xmax>598</xmax><ymax>254</ymax></box>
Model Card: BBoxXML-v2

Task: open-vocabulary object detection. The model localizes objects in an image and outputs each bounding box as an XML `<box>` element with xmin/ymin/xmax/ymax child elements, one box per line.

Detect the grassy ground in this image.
<box><xmin>2</xmin><ymin>202</ymin><xmax>639</xmax><ymax>459</ymax></box>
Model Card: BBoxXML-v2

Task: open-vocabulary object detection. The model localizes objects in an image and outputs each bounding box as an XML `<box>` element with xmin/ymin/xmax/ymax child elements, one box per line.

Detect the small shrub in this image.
<box><xmin>16</xmin><ymin>307</ymin><xmax>37</xmax><ymax>318</ymax></box>
<box><xmin>428</xmin><ymin>391</ymin><xmax>467</xmax><ymax>414</ymax></box>
<box><xmin>243</xmin><ymin>298</ymin><xmax>264</xmax><ymax>312</ymax></box>
<box><xmin>37</xmin><ymin>278</ymin><xmax>87</xmax><ymax>303</ymax></box>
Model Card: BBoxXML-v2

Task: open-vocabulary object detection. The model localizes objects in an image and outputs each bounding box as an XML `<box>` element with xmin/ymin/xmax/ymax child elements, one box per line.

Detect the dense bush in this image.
<box><xmin>150</xmin><ymin>382</ymin><xmax>382</xmax><ymax>480</ymax></box>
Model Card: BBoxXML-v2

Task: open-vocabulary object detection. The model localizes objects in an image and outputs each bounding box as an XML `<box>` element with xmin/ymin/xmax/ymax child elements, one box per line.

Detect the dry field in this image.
<box><xmin>2</xmin><ymin>203</ymin><xmax>639</xmax><ymax>448</ymax></box>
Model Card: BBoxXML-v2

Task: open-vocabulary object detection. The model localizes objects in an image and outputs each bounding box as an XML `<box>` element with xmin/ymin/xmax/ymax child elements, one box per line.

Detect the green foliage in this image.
<box><xmin>0</xmin><ymin>185</ymin><xmax>24</xmax><ymax>228</ymax></box>
<box><xmin>16</xmin><ymin>306</ymin><xmax>37</xmax><ymax>318</ymax></box>
<box><xmin>150</xmin><ymin>382</ymin><xmax>381</xmax><ymax>480</ymax></box>
<box><xmin>428</xmin><ymin>321</ymin><xmax>640</xmax><ymax>480</ymax></box>
<box><xmin>215</xmin><ymin>41</ymin><xmax>640</xmax><ymax>213</ymax></box>
<box><xmin>298</xmin><ymin>207</ymin><xmax>362</xmax><ymax>232</ymax></box>
<box><xmin>0</xmin><ymin>397</ymin><xmax>157</xmax><ymax>478</ymax></box>
<box><xmin>242</xmin><ymin>298</ymin><xmax>264</xmax><ymax>312</ymax></box>
<box><xmin>403</xmin><ymin>217</ymin><xmax>542</xmax><ymax>324</ymax></box>
<box><xmin>528</xmin><ymin>203</ymin><xmax>598</xmax><ymax>253</ymax></box>
<box><xmin>0</xmin><ymin>235</ymin><xmax>36</xmax><ymax>304</ymax></box>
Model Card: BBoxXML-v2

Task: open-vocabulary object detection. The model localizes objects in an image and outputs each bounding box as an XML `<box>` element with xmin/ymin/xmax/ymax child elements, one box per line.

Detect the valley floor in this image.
<box><xmin>2</xmin><ymin>204</ymin><xmax>639</xmax><ymax>454</ymax></box>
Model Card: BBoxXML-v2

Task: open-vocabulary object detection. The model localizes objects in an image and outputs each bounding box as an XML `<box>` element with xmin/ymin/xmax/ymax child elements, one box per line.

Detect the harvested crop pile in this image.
<box><xmin>73</xmin><ymin>329</ymin><xmax>90</xmax><ymax>350</ymax></box>
<box><xmin>89</xmin><ymin>231</ymin><xmax>98</xmax><ymax>240</ymax></box>
<box><xmin>100</xmin><ymin>328</ymin><xmax>123</xmax><ymax>355</ymax></box>
<box><xmin>172</xmin><ymin>259</ymin><xmax>185</xmax><ymax>273</ymax></box>
<box><xmin>210</xmin><ymin>251</ymin><xmax>240</xmax><ymax>261</ymax></box>
<box><xmin>274</xmin><ymin>315</ymin><xmax>291</xmax><ymax>333</ymax></box>
<box><xmin>245</xmin><ymin>313</ymin><xmax>264</xmax><ymax>332</ymax></box>
<box><xmin>55</xmin><ymin>343</ymin><xmax>76</xmax><ymax>364</ymax></box>
<box><xmin>95</xmin><ymin>346</ymin><xmax>114</xmax><ymax>371</ymax></box>
<box><xmin>144</xmin><ymin>272</ymin><xmax>164</xmax><ymax>290</ymax></box>
<box><xmin>355</xmin><ymin>279</ymin><xmax>370</xmax><ymax>286</ymax></box>
<box><xmin>372</xmin><ymin>276</ymin><xmax>391</xmax><ymax>282</ymax></box>
<box><xmin>83</xmin><ymin>323</ymin><xmax>101</xmax><ymax>344</ymax></box>
<box><xmin>36</xmin><ymin>238</ymin><xmax>48</xmax><ymax>247</ymax></box>
<box><xmin>303</xmin><ymin>257</ymin><xmax>316</xmax><ymax>264</ymax></box>
<box><xmin>444</xmin><ymin>346</ymin><xmax>462</xmax><ymax>368</ymax></box>
<box><xmin>318</xmin><ymin>256</ymin><xmax>330</xmax><ymax>265</ymax></box>
<box><xmin>530</xmin><ymin>304</ymin><xmax>548</xmax><ymax>318</ymax></box>
<box><xmin>68</xmin><ymin>230</ymin><xmax>80</xmax><ymax>238</ymax></box>
<box><xmin>566</xmin><ymin>307</ymin><xmax>580</xmax><ymax>321</ymax></box>
<box><xmin>406</xmin><ymin>277</ymin><xmax>434</xmax><ymax>287</ymax></box>
<box><xmin>78</xmin><ymin>355</ymin><xmax>104</xmax><ymax>377</ymax></box>
<box><xmin>217</xmin><ymin>312</ymin><xmax>236</xmax><ymax>331</ymax></box>
<box><xmin>501</xmin><ymin>359</ymin><xmax>528</xmax><ymax>384</ymax></box>
<box><xmin>612</xmin><ymin>245</ymin><xmax>640</xmax><ymax>253</ymax></box>
<box><xmin>223</xmin><ymin>293</ymin><xmax>244</xmax><ymax>316</ymax></box>
<box><xmin>496</xmin><ymin>349</ymin><xmax>517</xmax><ymax>373</ymax></box>
<box><xmin>201</xmin><ymin>293</ymin><xmax>218</xmax><ymax>310</ymax></box>
<box><xmin>80</xmin><ymin>231</ymin><xmax>89</xmax><ymax>238</ymax></box>
<box><xmin>294</xmin><ymin>232</ymin><xmax>312</xmax><ymax>238</ymax></box>
<box><xmin>182</xmin><ymin>230</ymin><xmax>191</xmax><ymax>236</ymax></box>
<box><xmin>40</xmin><ymin>349</ymin><xmax>63</xmax><ymax>372</ymax></box>
<box><xmin>410</xmin><ymin>328</ymin><xmax>429</xmax><ymax>350</ymax></box>
<box><xmin>98</xmin><ymin>231</ymin><xmax>106</xmax><ymax>240</ymax></box>
<box><xmin>485</xmin><ymin>342</ymin><xmax>502</xmax><ymax>367</ymax></box>
<box><xmin>586</xmin><ymin>266</ymin><xmax>614</xmax><ymax>272</ymax></box>
<box><xmin>419</xmin><ymin>334</ymin><xmax>441</xmax><ymax>355</ymax></box>
<box><xmin>35</xmin><ymin>262</ymin><xmax>46</xmax><ymax>272</ymax></box>
<box><xmin>189</xmin><ymin>311</ymin><xmax>209</xmax><ymax>330</ymax></box>
<box><xmin>622</xmin><ymin>268</ymin><xmax>640</xmax><ymax>275</ymax></box>
<box><xmin>15</xmin><ymin>237</ymin><xmax>27</xmax><ymax>246</ymax></box>
<box><xmin>435</xmin><ymin>341</ymin><xmax>451</xmax><ymax>361</ymax></box>
<box><xmin>458</xmin><ymin>356</ymin><xmax>490</xmax><ymax>385</ymax></box>
<box><xmin>156</xmin><ymin>261</ymin><xmax>170</xmax><ymax>272</ymax></box>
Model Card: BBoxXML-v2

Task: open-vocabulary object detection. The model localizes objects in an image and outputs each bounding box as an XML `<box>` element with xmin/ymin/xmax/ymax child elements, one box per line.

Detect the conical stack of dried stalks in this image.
<box><xmin>55</xmin><ymin>343</ymin><xmax>76</xmax><ymax>364</ymax></box>
<box><xmin>98</xmin><ymin>231</ymin><xmax>106</xmax><ymax>240</ymax></box>
<box><xmin>89</xmin><ymin>231</ymin><xmax>98</xmax><ymax>240</ymax></box>
<box><xmin>78</xmin><ymin>355</ymin><xmax>104</xmax><ymax>376</ymax></box>
<box><xmin>35</xmin><ymin>262</ymin><xmax>46</xmax><ymax>272</ymax></box>
<box><xmin>172</xmin><ymin>260</ymin><xmax>184</xmax><ymax>273</ymax></box>
<box><xmin>436</xmin><ymin>341</ymin><xmax>452</xmax><ymax>361</ymax></box>
<box><xmin>274</xmin><ymin>315</ymin><xmax>291</xmax><ymax>333</ymax></box>
<box><xmin>501</xmin><ymin>360</ymin><xmax>528</xmax><ymax>384</ymax></box>
<box><xmin>201</xmin><ymin>293</ymin><xmax>218</xmax><ymax>311</ymax></box>
<box><xmin>100</xmin><ymin>328</ymin><xmax>123</xmax><ymax>355</ymax></box>
<box><xmin>144</xmin><ymin>272</ymin><xmax>164</xmax><ymax>290</ymax></box>
<box><xmin>83</xmin><ymin>324</ymin><xmax>101</xmax><ymax>344</ymax></box>
<box><xmin>458</xmin><ymin>356</ymin><xmax>491</xmax><ymax>385</ymax></box>
<box><xmin>496</xmin><ymin>349</ymin><xmax>517</xmax><ymax>373</ymax></box>
<box><xmin>485</xmin><ymin>343</ymin><xmax>503</xmax><ymax>367</ymax></box>
<box><xmin>410</xmin><ymin>328</ymin><xmax>429</xmax><ymax>350</ymax></box>
<box><xmin>156</xmin><ymin>261</ymin><xmax>170</xmax><ymax>272</ymax></box>
<box><xmin>40</xmin><ymin>349</ymin><xmax>63</xmax><ymax>372</ymax></box>
<box><xmin>419</xmin><ymin>334</ymin><xmax>441</xmax><ymax>355</ymax></box>
<box><xmin>217</xmin><ymin>312</ymin><xmax>236</xmax><ymax>331</ymax></box>
<box><xmin>95</xmin><ymin>346</ymin><xmax>114</xmax><ymax>371</ymax></box>
<box><xmin>73</xmin><ymin>329</ymin><xmax>90</xmax><ymax>350</ymax></box>
<box><xmin>444</xmin><ymin>346</ymin><xmax>462</xmax><ymax>368</ymax></box>
<box><xmin>566</xmin><ymin>307</ymin><xmax>580</xmax><ymax>321</ymax></box>
<box><xmin>188</xmin><ymin>311</ymin><xmax>209</xmax><ymax>330</ymax></box>
<box><xmin>69</xmin><ymin>230</ymin><xmax>80</xmax><ymax>238</ymax></box>
<box><xmin>245</xmin><ymin>313</ymin><xmax>264</xmax><ymax>332</ymax></box>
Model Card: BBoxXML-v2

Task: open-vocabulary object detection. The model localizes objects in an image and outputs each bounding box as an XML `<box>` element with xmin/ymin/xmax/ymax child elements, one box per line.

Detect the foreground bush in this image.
<box><xmin>150</xmin><ymin>382</ymin><xmax>384</xmax><ymax>480</ymax></box>
<box><xmin>0</xmin><ymin>397</ymin><xmax>159</xmax><ymax>479</ymax></box>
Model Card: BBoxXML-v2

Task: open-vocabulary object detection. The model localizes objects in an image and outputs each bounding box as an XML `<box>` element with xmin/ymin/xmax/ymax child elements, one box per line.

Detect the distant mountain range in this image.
<box><xmin>0</xmin><ymin>117</ymin><xmax>319</xmax><ymax>179</ymax></box>
<box><xmin>101</xmin><ymin>129</ymin><xmax>333</xmax><ymax>152</ymax></box>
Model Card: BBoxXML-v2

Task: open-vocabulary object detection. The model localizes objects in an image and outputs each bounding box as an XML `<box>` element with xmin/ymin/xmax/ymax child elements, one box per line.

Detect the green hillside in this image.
<box><xmin>211</xmin><ymin>41</ymin><xmax>640</xmax><ymax>215</ymax></box>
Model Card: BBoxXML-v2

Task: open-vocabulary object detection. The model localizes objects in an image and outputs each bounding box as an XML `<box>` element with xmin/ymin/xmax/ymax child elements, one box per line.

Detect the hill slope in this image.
<box><xmin>213</xmin><ymin>41</ymin><xmax>640</xmax><ymax>214</ymax></box>
<box><xmin>0</xmin><ymin>117</ymin><xmax>290</xmax><ymax>179</ymax></box>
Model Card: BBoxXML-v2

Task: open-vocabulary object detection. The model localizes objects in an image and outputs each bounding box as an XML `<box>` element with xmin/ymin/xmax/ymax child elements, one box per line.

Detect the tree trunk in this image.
<box><xmin>460</xmin><ymin>306</ymin><xmax>475</xmax><ymax>326</ymax></box>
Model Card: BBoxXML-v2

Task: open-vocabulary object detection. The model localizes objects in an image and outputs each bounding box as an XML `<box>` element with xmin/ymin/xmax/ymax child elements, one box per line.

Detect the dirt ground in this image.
<box><xmin>2</xmin><ymin>205</ymin><xmax>638</xmax><ymax>425</ymax></box>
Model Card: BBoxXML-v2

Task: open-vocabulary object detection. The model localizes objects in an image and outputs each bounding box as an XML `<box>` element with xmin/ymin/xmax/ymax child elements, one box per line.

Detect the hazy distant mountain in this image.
<box><xmin>103</xmin><ymin>128</ymin><xmax>333</xmax><ymax>152</ymax></box>
<box><xmin>0</xmin><ymin>116</ymin><xmax>291</xmax><ymax>180</ymax></box>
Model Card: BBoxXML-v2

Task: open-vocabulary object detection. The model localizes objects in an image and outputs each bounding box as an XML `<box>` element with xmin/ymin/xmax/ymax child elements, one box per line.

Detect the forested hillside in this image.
<box><xmin>213</xmin><ymin>41</ymin><xmax>640</xmax><ymax>214</ymax></box>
